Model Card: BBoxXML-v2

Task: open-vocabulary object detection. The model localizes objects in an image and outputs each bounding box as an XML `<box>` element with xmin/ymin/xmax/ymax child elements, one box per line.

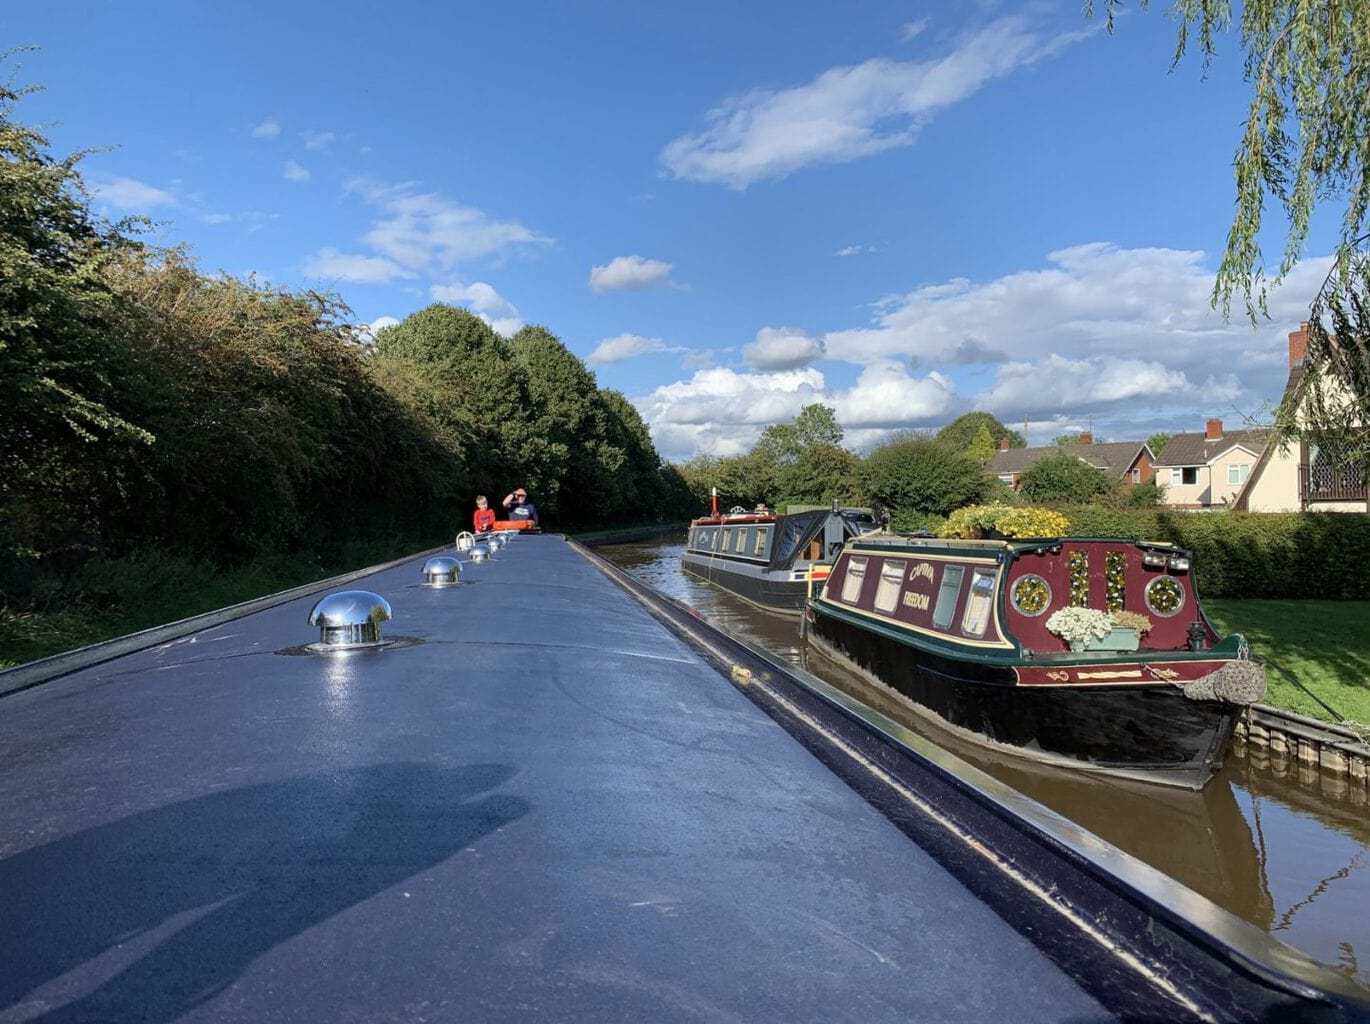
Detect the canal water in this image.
<box><xmin>599</xmin><ymin>536</ymin><xmax>1370</xmax><ymax>982</ymax></box>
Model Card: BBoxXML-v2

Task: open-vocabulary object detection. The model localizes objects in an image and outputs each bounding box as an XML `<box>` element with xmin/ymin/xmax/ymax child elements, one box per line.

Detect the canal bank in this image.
<box><xmin>3</xmin><ymin>534</ymin><xmax>1368</xmax><ymax>1021</ymax></box>
<box><xmin>596</xmin><ymin>534</ymin><xmax>1370</xmax><ymax>987</ymax></box>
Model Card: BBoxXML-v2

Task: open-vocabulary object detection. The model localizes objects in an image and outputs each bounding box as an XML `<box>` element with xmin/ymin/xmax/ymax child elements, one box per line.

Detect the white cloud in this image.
<box><xmin>302</xmin><ymin>247</ymin><xmax>411</xmax><ymax>284</ymax></box>
<box><xmin>283</xmin><ymin>160</ymin><xmax>311</xmax><ymax>183</ymax></box>
<box><xmin>302</xmin><ymin>130</ymin><xmax>337</xmax><ymax>151</ymax></box>
<box><xmin>633</xmin><ymin>363</ymin><xmax>957</xmax><ymax>460</ymax></box>
<box><xmin>829</xmin><ymin>362</ymin><xmax>957</xmax><ymax>429</ymax></box>
<box><xmin>834</xmin><ymin>244</ymin><xmax>874</xmax><ymax>257</ymax></box>
<box><xmin>429</xmin><ymin>281</ymin><xmax>524</xmax><ymax>336</ymax></box>
<box><xmin>660</xmin><ymin>16</ymin><xmax>1084</xmax><ymax>188</ymax></box>
<box><xmin>369</xmin><ymin>315</ymin><xmax>401</xmax><ymax>333</ymax></box>
<box><xmin>743</xmin><ymin>326</ymin><xmax>826</xmax><ymax>370</ymax></box>
<box><xmin>589</xmin><ymin>255</ymin><xmax>676</xmax><ymax>292</ymax></box>
<box><xmin>899</xmin><ymin>18</ymin><xmax>930</xmax><ymax>42</ymax></box>
<box><xmin>92</xmin><ymin>176</ymin><xmax>177</xmax><ymax>210</ymax></box>
<box><xmin>820</xmin><ymin>241</ymin><xmax>1329</xmax><ymax>425</ymax></box>
<box><xmin>251</xmin><ymin>117</ymin><xmax>282</xmax><ymax>139</ymax></box>
<box><xmin>587</xmin><ymin>334</ymin><xmax>669</xmax><ymax>365</ymax></box>
<box><xmin>978</xmin><ymin>355</ymin><xmax>1191</xmax><ymax>417</ymax></box>
<box><xmin>344</xmin><ymin>178</ymin><xmax>549</xmax><ymax>272</ymax></box>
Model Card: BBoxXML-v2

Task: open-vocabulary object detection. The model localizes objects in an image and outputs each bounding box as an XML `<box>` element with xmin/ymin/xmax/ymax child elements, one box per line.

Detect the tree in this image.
<box><xmin>1017</xmin><ymin>454</ymin><xmax>1113</xmax><ymax>503</ymax></box>
<box><xmin>936</xmin><ymin>412</ymin><xmax>1024</xmax><ymax>452</ymax></box>
<box><xmin>784</xmin><ymin>444</ymin><xmax>860</xmax><ymax>504</ymax></box>
<box><xmin>1092</xmin><ymin>4</ymin><xmax>1370</xmax><ymax>464</ymax></box>
<box><xmin>1052</xmin><ymin>434</ymin><xmax>1077</xmax><ymax>447</ymax></box>
<box><xmin>0</xmin><ymin>76</ymin><xmax>156</xmax><ymax>580</ymax></box>
<box><xmin>860</xmin><ymin>435</ymin><xmax>987</xmax><ymax>518</ymax></box>
<box><xmin>1146</xmin><ymin>433</ymin><xmax>1171</xmax><ymax>460</ymax></box>
<box><xmin>752</xmin><ymin>403</ymin><xmax>842</xmax><ymax>465</ymax></box>
<box><xmin>1090</xmin><ymin>1</ymin><xmax>1370</xmax><ymax>318</ymax></box>
<box><xmin>966</xmin><ymin>424</ymin><xmax>997</xmax><ymax>463</ymax></box>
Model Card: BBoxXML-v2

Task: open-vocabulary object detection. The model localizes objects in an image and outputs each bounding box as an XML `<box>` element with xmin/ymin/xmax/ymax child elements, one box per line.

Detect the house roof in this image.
<box><xmin>988</xmin><ymin>441</ymin><xmax>1148</xmax><ymax>478</ymax></box>
<box><xmin>1153</xmin><ymin>428</ymin><xmax>1272</xmax><ymax>468</ymax></box>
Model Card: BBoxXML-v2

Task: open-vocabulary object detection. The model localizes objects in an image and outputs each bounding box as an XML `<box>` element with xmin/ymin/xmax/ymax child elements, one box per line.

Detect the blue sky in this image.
<box><xmin>7</xmin><ymin>1</ymin><xmax>1341</xmax><ymax>459</ymax></box>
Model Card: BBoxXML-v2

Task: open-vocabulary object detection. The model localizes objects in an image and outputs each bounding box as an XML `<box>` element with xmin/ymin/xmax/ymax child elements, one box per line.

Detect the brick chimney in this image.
<box><xmin>1078</xmin><ymin>431</ymin><xmax>1093</xmax><ymax>445</ymax></box>
<box><xmin>998</xmin><ymin>436</ymin><xmax>1010</xmax><ymax>451</ymax></box>
<box><xmin>1288</xmin><ymin>321</ymin><xmax>1309</xmax><ymax>368</ymax></box>
<box><xmin>1205</xmin><ymin>418</ymin><xmax>1223</xmax><ymax>440</ymax></box>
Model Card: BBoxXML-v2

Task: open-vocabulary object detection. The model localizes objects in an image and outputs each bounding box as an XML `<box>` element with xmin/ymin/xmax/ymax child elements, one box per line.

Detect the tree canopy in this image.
<box><xmin>0</xmin><ymin>79</ymin><xmax>693</xmax><ymax>608</ymax></box>
<box><xmin>935</xmin><ymin>412</ymin><xmax>1024</xmax><ymax>452</ymax></box>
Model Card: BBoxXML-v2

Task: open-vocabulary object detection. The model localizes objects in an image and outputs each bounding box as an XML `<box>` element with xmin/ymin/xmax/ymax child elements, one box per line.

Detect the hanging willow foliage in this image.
<box><xmin>1088</xmin><ymin>1</ymin><xmax>1370</xmax><ymax>317</ymax></box>
<box><xmin>1089</xmin><ymin>1</ymin><xmax>1370</xmax><ymax>473</ymax></box>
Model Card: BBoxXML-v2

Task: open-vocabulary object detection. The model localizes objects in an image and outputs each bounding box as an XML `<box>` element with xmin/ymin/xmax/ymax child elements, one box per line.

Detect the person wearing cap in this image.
<box><xmin>502</xmin><ymin>488</ymin><xmax>539</xmax><ymax>527</ymax></box>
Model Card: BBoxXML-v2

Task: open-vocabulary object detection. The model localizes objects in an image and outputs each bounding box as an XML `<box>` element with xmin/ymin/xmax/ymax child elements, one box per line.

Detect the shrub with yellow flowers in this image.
<box><xmin>939</xmin><ymin>505</ymin><xmax>1070</xmax><ymax>540</ymax></box>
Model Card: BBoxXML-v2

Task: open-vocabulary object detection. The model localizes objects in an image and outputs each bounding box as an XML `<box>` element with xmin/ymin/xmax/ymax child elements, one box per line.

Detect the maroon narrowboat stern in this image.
<box><xmin>806</xmin><ymin>536</ymin><xmax>1265</xmax><ymax>789</ymax></box>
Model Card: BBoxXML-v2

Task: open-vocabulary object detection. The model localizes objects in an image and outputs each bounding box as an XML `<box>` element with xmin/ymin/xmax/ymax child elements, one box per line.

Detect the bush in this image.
<box><xmin>1018</xmin><ymin>453</ymin><xmax>1113</xmax><ymax>502</ymax></box>
<box><xmin>940</xmin><ymin>505</ymin><xmax>1071</xmax><ymax>539</ymax></box>
<box><xmin>891</xmin><ymin>509</ymin><xmax>947</xmax><ymax>534</ymax></box>
<box><xmin>1048</xmin><ymin>506</ymin><xmax>1370</xmax><ymax>599</ymax></box>
<box><xmin>861</xmin><ymin>435</ymin><xmax>986</xmax><ymax>517</ymax></box>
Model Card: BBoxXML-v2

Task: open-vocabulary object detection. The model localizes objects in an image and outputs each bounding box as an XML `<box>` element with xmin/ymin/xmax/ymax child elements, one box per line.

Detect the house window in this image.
<box><xmin>1131</xmin><ymin>468</ymin><xmax>1141</xmax><ymax>484</ymax></box>
<box><xmin>998</xmin><ymin>474</ymin><xmax>1015</xmax><ymax>484</ymax></box>
<box><xmin>1170</xmin><ymin>468</ymin><xmax>1182</xmax><ymax>486</ymax></box>
<box><xmin>932</xmin><ymin>565</ymin><xmax>965</xmax><ymax>629</ymax></box>
<box><xmin>840</xmin><ymin>557</ymin><xmax>868</xmax><ymax>603</ymax></box>
<box><xmin>874</xmin><ymin>560</ymin><xmax>906</xmax><ymax>613</ymax></box>
<box><xmin>1227</xmin><ymin>464</ymin><xmax>1250</xmax><ymax>485</ymax></box>
<box><xmin>1182</xmin><ymin>467</ymin><xmax>1198</xmax><ymax>485</ymax></box>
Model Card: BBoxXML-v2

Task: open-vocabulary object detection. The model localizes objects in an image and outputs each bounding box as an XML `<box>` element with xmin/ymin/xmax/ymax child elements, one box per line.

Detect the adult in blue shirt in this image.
<box><xmin>502</xmin><ymin>487</ymin><xmax>539</xmax><ymax>527</ymax></box>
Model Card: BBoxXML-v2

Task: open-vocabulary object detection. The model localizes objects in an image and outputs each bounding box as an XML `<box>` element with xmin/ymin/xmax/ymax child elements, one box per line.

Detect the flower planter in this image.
<box><xmin>1069</xmin><ymin>627</ymin><xmax>1140</xmax><ymax>653</ymax></box>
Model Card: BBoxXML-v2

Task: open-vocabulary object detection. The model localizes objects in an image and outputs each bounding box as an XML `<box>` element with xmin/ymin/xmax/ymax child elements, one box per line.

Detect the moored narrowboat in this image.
<box><xmin>806</xmin><ymin>535</ymin><xmax>1265</xmax><ymax>789</ymax></box>
<box><xmin>683</xmin><ymin>494</ymin><xmax>876</xmax><ymax>614</ymax></box>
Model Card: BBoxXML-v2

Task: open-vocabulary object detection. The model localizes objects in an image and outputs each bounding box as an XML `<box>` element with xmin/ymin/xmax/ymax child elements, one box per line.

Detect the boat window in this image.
<box><xmin>1010</xmin><ymin>574</ymin><xmax>1050</xmax><ymax>616</ymax></box>
<box><xmin>874</xmin><ymin>560</ymin><xmax>906</xmax><ymax>613</ymax></box>
<box><xmin>754</xmin><ymin>527</ymin><xmax>769</xmax><ymax>557</ymax></box>
<box><xmin>1145</xmin><ymin>576</ymin><xmax>1185</xmax><ymax>617</ymax></box>
<box><xmin>962</xmin><ymin>570</ymin><xmax>996</xmax><ymax>637</ymax></box>
<box><xmin>735</xmin><ymin>528</ymin><xmax>748</xmax><ymax>554</ymax></box>
<box><xmin>840</xmin><ymin>557</ymin><xmax>868</xmax><ymax>603</ymax></box>
<box><xmin>932</xmin><ymin>565</ymin><xmax>964</xmax><ymax>629</ymax></box>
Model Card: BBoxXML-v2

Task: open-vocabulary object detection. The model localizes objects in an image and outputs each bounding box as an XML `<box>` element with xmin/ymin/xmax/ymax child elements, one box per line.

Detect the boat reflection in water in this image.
<box><xmin>801</xmin><ymin>641</ymin><xmax>1275</xmax><ymax>929</ymax></box>
<box><xmin>597</xmin><ymin>535</ymin><xmax>1368</xmax><ymax>983</ymax></box>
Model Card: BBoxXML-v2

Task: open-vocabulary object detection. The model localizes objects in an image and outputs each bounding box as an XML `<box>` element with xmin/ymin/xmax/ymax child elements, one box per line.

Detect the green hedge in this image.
<box><xmin>1050</xmin><ymin>507</ymin><xmax>1370</xmax><ymax>599</ymax></box>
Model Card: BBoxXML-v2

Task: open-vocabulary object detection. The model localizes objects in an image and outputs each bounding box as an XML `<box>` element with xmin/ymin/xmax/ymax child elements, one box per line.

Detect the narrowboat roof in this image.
<box><xmin>846</xmin><ymin>534</ymin><xmax>1187</xmax><ymax>555</ymax></box>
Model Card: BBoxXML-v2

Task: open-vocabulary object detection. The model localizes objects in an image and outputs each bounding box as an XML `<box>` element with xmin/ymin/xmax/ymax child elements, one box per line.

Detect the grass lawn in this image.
<box><xmin>1205</xmin><ymin>599</ymin><xmax>1370</xmax><ymax>730</ymax></box>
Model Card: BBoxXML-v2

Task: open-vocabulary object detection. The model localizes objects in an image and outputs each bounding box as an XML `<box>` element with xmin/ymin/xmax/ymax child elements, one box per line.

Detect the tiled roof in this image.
<box><xmin>1153</xmin><ymin>429</ymin><xmax>1272</xmax><ymax>467</ymax></box>
<box><xmin>987</xmin><ymin>441</ymin><xmax>1146</xmax><ymax>478</ymax></box>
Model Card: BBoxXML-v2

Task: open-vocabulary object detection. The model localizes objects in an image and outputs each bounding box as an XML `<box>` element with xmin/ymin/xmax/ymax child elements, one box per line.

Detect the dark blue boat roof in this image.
<box><xmin>0</xmin><ymin>536</ymin><xmax>1119</xmax><ymax>1023</ymax></box>
<box><xmin>6</xmin><ymin>535</ymin><xmax>1370</xmax><ymax>1023</ymax></box>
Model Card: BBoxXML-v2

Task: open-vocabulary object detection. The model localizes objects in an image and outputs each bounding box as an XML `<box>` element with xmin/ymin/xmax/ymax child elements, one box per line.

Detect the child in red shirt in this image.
<box><xmin>473</xmin><ymin>495</ymin><xmax>496</xmax><ymax>533</ymax></box>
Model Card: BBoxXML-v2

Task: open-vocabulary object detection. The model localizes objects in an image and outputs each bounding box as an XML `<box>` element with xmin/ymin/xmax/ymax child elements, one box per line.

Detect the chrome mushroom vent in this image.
<box><xmin>470</xmin><ymin>544</ymin><xmax>489</xmax><ymax>563</ymax></box>
<box><xmin>422</xmin><ymin>555</ymin><xmax>461</xmax><ymax>586</ymax></box>
<box><xmin>307</xmin><ymin>590</ymin><xmax>393</xmax><ymax>649</ymax></box>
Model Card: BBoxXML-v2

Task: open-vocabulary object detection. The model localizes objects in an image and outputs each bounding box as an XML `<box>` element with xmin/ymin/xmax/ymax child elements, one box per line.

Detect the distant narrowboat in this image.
<box><xmin>683</xmin><ymin>493</ymin><xmax>876</xmax><ymax>614</ymax></box>
<box><xmin>806</xmin><ymin>535</ymin><xmax>1265</xmax><ymax>788</ymax></box>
